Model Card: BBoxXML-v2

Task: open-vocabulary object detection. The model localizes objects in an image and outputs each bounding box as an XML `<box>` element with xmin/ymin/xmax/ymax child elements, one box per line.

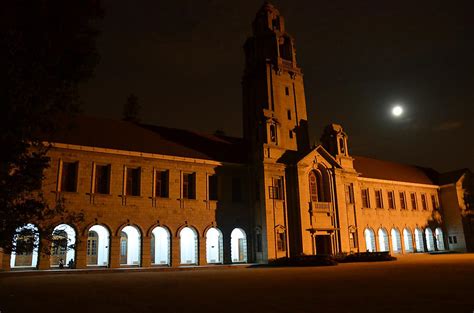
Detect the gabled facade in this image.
<box><xmin>1</xmin><ymin>3</ymin><xmax>472</xmax><ymax>271</ymax></box>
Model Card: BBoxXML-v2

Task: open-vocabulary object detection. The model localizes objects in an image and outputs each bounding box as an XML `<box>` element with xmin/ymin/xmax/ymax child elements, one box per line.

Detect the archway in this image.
<box><xmin>206</xmin><ymin>227</ymin><xmax>223</xmax><ymax>264</ymax></box>
<box><xmin>50</xmin><ymin>224</ymin><xmax>76</xmax><ymax>268</ymax></box>
<box><xmin>231</xmin><ymin>228</ymin><xmax>247</xmax><ymax>262</ymax></box>
<box><xmin>403</xmin><ymin>228</ymin><xmax>414</xmax><ymax>253</ymax></box>
<box><xmin>378</xmin><ymin>228</ymin><xmax>389</xmax><ymax>252</ymax></box>
<box><xmin>391</xmin><ymin>228</ymin><xmax>402</xmax><ymax>253</ymax></box>
<box><xmin>10</xmin><ymin>224</ymin><xmax>39</xmax><ymax>268</ymax></box>
<box><xmin>87</xmin><ymin>225</ymin><xmax>110</xmax><ymax>267</ymax></box>
<box><xmin>151</xmin><ymin>226</ymin><xmax>170</xmax><ymax>265</ymax></box>
<box><xmin>120</xmin><ymin>225</ymin><xmax>141</xmax><ymax>266</ymax></box>
<box><xmin>414</xmin><ymin>228</ymin><xmax>425</xmax><ymax>252</ymax></box>
<box><xmin>425</xmin><ymin>228</ymin><xmax>435</xmax><ymax>252</ymax></box>
<box><xmin>364</xmin><ymin>228</ymin><xmax>376</xmax><ymax>252</ymax></box>
<box><xmin>180</xmin><ymin>227</ymin><xmax>198</xmax><ymax>265</ymax></box>
<box><xmin>435</xmin><ymin>228</ymin><xmax>445</xmax><ymax>251</ymax></box>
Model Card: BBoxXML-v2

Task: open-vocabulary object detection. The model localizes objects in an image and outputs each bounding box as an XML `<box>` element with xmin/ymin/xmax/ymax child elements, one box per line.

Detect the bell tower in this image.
<box><xmin>242</xmin><ymin>2</ymin><xmax>310</xmax><ymax>162</ymax></box>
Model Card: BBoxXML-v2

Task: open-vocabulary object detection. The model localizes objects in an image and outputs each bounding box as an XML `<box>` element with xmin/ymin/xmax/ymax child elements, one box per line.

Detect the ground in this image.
<box><xmin>1</xmin><ymin>254</ymin><xmax>473</xmax><ymax>313</ymax></box>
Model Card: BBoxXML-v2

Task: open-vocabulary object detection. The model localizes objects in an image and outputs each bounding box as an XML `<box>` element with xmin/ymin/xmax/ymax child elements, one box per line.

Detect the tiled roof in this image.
<box><xmin>47</xmin><ymin>115</ymin><xmax>246</xmax><ymax>163</ymax></box>
<box><xmin>353</xmin><ymin>155</ymin><xmax>438</xmax><ymax>185</ymax></box>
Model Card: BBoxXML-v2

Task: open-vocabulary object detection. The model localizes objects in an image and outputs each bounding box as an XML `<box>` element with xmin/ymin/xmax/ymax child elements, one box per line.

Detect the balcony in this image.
<box><xmin>311</xmin><ymin>202</ymin><xmax>332</xmax><ymax>214</ymax></box>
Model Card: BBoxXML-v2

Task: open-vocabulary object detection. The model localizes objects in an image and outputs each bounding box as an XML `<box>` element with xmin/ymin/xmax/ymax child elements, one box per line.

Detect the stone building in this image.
<box><xmin>1</xmin><ymin>3</ymin><xmax>472</xmax><ymax>271</ymax></box>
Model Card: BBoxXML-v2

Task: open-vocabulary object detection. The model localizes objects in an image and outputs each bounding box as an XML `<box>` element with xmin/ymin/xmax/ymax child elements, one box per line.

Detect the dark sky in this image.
<box><xmin>79</xmin><ymin>0</ymin><xmax>474</xmax><ymax>173</ymax></box>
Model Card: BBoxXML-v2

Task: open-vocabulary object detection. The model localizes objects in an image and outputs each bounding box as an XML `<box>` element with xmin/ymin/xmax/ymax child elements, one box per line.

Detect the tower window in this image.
<box><xmin>285</xmin><ymin>87</ymin><xmax>289</xmax><ymax>96</ymax></box>
<box><xmin>287</xmin><ymin>109</ymin><xmax>291</xmax><ymax>120</ymax></box>
<box><xmin>277</xmin><ymin>231</ymin><xmax>286</xmax><ymax>252</ymax></box>
<box><xmin>270</xmin><ymin>177</ymin><xmax>284</xmax><ymax>200</ymax></box>
<box><xmin>269</xmin><ymin>124</ymin><xmax>277</xmax><ymax>144</ymax></box>
<box><xmin>289</xmin><ymin>130</ymin><xmax>293</xmax><ymax>139</ymax></box>
<box><xmin>209</xmin><ymin>175</ymin><xmax>218</xmax><ymax>201</ymax></box>
<box><xmin>344</xmin><ymin>184</ymin><xmax>354</xmax><ymax>204</ymax></box>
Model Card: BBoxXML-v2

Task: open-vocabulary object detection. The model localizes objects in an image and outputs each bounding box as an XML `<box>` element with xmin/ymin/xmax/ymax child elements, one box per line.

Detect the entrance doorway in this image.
<box><xmin>315</xmin><ymin>235</ymin><xmax>332</xmax><ymax>255</ymax></box>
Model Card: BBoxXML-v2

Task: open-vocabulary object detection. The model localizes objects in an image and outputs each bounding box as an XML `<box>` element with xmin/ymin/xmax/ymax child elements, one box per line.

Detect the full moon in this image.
<box><xmin>392</xmin><ymin>105</ymin><xmax>404</xmax><ymax>117</ymax></box>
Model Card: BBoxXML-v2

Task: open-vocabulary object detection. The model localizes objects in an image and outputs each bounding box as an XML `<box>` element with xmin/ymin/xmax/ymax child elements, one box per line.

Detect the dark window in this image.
<box><xmin>155</xmin><ymin>170</ymin><xmax>169</xmax><ymax>198</ymax></box>
<box><xmin>289</xmin><ymin>130</ymin><xmax>293</xmax><ymax>139</ymax></box>
<box><xmin>126</xmin><ymin>167</ymin><xmax>141</xmax><ymax>196</ymax></box>
<box><xmin>232</xmin><ymin>177</ymin><xmax>242</xmax><ymax>202</ymax></box>
<box><xmin>410</xmin><ymin>193</ymin><xmax>417</xmax><ymax>210</ymax></box>
<box><xmin>270</xmin><ymin>177</ymin><xmax>284</xmax><ymax>200</ymax></box>
<box><xmin>388</xmin><ymin>191</ymin><xmax>396</xmax><ymax>209</ymax></box>
<box><xmin>339</xmin><ymin>137</ymin><xmax>346</xmax><ymax>154</ymax></box>
<box><xmin>375</xmin><ymin>190</ymin><xmax>383</xmax><ymax>208</ymax></box>
<box><xmin>345</xmin><ymin>184</ymin><xmax>354</xmax><ymax>204</ymax></box>
<box><xmin>285</xmin><ymin>86</ymin><xmax>289</xmax><ymax>96</ymax></box>
<box><xmin>287</xmin><ymin>109</ymin><xmax>291</xmax><ymax>120</ymax></box>
<box><xmin>421</xmin><ymin>194</ymin><xmax>428</xmax><ymax>210</ymax></box>
<box><xmin>209</xmin><ymin>175</ymin><xmax>218</xmax><ymax>200</ymax></box>
<box><xmin>448</xmin><ymin>236</ymin><xmax>453</xmax><ymax>244</ymax></box>
<box><xmin>361</xmin><ymin>188</ymin><xmax>370</xmax><ymax>208</ymax></box>
<box><xmin>400</xmin><ymin>192</ymin><xmax>407</xmax><ymax>210</ymax></box>
<box><xmin>279</xmin><ymin>36</ymin><xmax>292</xmax><ymax>61</ymax></box>
<box><xmin>277</xmin><ymin>231</ymin><xmax>286</xmax><ymax>251</ymax></box>
<box><xmin>183</xmin><ymin>173</ymin><xmax>196</xmax><ymax>199</ymax></box>
<box><xmin>431</xmin><ymin>195</ymin><xmax>438</xmax><ymax>210</ymax></box>
<box><xmin>453</xmin><ymin>236</ymin><xmax>457</xmax><ymax>244</ymax></box>
<box><xmin>61</xmin><ymin>161</ymin><xmax>78</xmax><ymax>192</ymax></box>
<box><xmin>349</xmin><ymin>232</ymin><xmax>358</xmax><ymax>249</ymax></box>
<box><xmin>269</xmin><ymin>124</ymin><xmax>277</xmax><ymax>143</ymax></box>
<box><xmin>94</xmin><ymin>164</ymin><xmax>110</xmax><ymax>194</ymax></box>
<box><xmin>256</xmin><ymin>233</ymin><xmax>262</xmax><ymax>252</ymax></box>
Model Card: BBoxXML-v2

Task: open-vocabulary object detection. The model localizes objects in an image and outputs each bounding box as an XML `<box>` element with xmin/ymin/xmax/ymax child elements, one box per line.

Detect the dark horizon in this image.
<box><xmin>79</xmin><ymin>0</ymin><xmax>474</xmax><ymax>173</ymax></box>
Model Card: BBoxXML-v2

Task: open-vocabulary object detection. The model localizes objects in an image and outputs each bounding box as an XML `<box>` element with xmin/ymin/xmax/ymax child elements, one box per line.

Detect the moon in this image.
<box><xmin>391</xmin><ymin>105</ymin><xmax>404</xmax><ymax>117</ymax></box>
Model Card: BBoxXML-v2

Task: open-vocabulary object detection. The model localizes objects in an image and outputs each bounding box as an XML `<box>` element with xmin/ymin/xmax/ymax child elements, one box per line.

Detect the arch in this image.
<box><xmin>50</xmin><ymin>224</ymin><xmax>76</xmax><ymax>268</ymax></box>
<box><xmin>435</xmin><ymin>228</ymin><xmax>445</xmax><ymax>251</ymax></box>
<box><xmin>151</xmin><ymin>226</ymin><xmax>171</xmax><ymax>266</ymax></box>
<box><xmin>309</xmin><ymin>166</ymin><xmax>331</xmax><ymax>202</ymax></box>
<box><xmin>119</xmin><ymin>225</ymin><xmax>141</xmax><ymax>266</ymax></box>
<box><xmin>403</xmin><ymin>228</ymin><xmax>414</xmax><ymax>253</ymax></box>
<box><xmin>206</xmin><ymin>227</ymin><xmax>223</xmax><ymax>264</ymax></box>
<box><xmin>180</xmin><ymin>227</ymin><xmax>198</xmax><ymax>265</ymax></box>
<box><xmin>10</xmin><ymin>224</ymin><xmax>39</xmax><ymax>268</ymax></box>
<box><xmin>390</xmin><ymin>228</ymin><xmax>402</xmax><ymax>253</ymax></box>
<box><xmin>414</xmin><ymin>228</ymin><xmax>425</xmax><ymax>252</ymax></box>
<box><xmin>377</xmin><ymin>228</ymin><xmax>389</xmax><ymax>252</ymax></box>
<box><xmin>87</xmin><ymin>225</ymin><xmax>110</xmax><ymax>267</ymax></box>
<box><xmin>231</xmin><ymin>228</ymin><xmax>248</xmax><ymax>263</ymax></box>
<box><xmin>364</xmin><ymin>228</ymin><xmax>376</xmax><ymax>252</ymax></box>
<box><xmin>425</xmin><ymin>228</ymin><xmax>435</xmax><ymax>252</ymax></box>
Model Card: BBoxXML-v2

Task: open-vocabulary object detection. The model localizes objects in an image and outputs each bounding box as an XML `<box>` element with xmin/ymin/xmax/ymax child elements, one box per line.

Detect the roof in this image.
<box><xmin>46</xmin><ymin>115</ymin><xmax>246</xmax><ymax>164</ymax></box>
<box><xmin>353</xmin><ymin>155</ymin><xmax>438</xmax><ymax>185</ymax></box>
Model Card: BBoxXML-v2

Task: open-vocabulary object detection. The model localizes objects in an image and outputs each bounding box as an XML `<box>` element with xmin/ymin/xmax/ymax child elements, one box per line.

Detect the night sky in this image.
<box><xmin>79</xmin><ymin>0</ymin><xmax>474</xmax><ymax>173</ymax></box>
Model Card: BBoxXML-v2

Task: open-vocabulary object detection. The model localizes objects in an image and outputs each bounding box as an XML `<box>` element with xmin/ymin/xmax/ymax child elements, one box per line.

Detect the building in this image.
<box><xmin>1</xmin><ymin>2</ymin><xmax>473</xmax><ymax>271</ymax></box>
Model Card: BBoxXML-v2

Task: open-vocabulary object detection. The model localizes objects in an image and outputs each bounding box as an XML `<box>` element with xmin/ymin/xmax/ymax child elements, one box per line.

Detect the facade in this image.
<box><xmin>1</xmin><ymin>3</ymin><xmax>473</xmax><ymax>271</ymax></box>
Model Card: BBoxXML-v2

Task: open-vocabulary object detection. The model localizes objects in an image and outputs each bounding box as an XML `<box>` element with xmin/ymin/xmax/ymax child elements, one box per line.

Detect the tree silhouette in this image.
<box><xmin>0</xmin><ymin>0</ymin><xmax>103</xmax><ymax>254</ymax></box>
<box><xmin>123</xmin><ymin>93</ymin><xmax>141</xmax><ymax>123</ymax></box>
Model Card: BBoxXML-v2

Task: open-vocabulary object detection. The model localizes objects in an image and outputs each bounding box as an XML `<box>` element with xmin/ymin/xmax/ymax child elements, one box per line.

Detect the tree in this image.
<box><xmin>122</xmin><ymin>93</ymin><xmax>141</xmax><ymax>123</ymax></box>
<box><xmin>0</xmin><ymin>0</ymin><xmax>103</xmax><ymax>254</ymax></box>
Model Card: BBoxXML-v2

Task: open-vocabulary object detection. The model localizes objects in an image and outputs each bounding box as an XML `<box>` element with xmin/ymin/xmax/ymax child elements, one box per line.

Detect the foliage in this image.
<box><xmin>0</xmin><ymin>0</ymin><xmax>103</xmax><ymax>253</ymax></box>
<box><xmin>122</xmin><ymin>93</ymin><xmax>141</xmax><ymax>123</ymax></box>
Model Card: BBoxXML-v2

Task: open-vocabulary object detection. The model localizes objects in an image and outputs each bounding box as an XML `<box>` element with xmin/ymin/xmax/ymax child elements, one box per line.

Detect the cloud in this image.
<box><xmin>433</xmin><ymin>121</ymin><xmax>464</xmax><ymax>132</ymax></box>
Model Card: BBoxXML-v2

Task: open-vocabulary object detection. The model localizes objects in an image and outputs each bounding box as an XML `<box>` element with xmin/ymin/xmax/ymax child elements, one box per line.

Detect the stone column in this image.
<box><xmin>75</xmin><ymin>236</ymin><xmax>88</xmax><ymax>269</ymax></box>
<box><xmin>109</xmin><ymin>235</ymin><xmax>121</xmax><ymax>268</ymax></box>
<box><xmin>141</xmin><ymin>236</ymin><xmax>151</xmax><ymax>268</ymax></box>
<box><xmin>37</xmin><ymin>238</ymin><xmax>51</xmax><ymax>270</ymax></box>
<box><xmin>170</xmin><ymin>236</ymin><xmax>180</xmax><ymax>267</ymax></box>
<box><xmin>198</xmin><ymin>236</ymin><xmax>206</xmax><ymax>266</ymax></box>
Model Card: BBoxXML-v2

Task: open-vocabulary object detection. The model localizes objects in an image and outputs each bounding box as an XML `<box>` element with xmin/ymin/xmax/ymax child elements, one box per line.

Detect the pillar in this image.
<box><xmin>141</xmin><ymin>236</ymin><xmax>151</xmax><ymax>267</ymax></box>
<box><xmin>109</xmin><ymin>235</ymin><xmax>121</xmax><ymax>268</ymax></box>
<box><xmin>75</xmin><ymin>236</ymin><xmax>88</xmax><ymax>269</ymax></box>
<box><xmin>171</xmin><ymin>236</ymin><xmax>180</xmax><ymax>267</ymax></box>
<box><xmin>199</xmin><ymin>235</ymin><xmax>206</xmax><ymax>266</ymax></box>
<box><xmin>37</xmin><ymin>238</ymin><xmax>51</xmax><ymax>270</ymax></box>
<box><xmin>0</xmin><ymin>249</ymin><xmax>11</xmax><ymax>271</ymax></box>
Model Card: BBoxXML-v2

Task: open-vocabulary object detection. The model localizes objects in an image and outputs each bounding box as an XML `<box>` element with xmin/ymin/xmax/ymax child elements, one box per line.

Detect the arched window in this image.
<box><xmin>50</xmin><ymin>224</ymin><xmax>76</xmax><ymax>268</ymax></box>
<box><xmin>364</xmin><ymin>228</ymin><xmax>376</xmax><ymax>252</ymax></box>
<box><xmin>151</xmin><ymin>226</ymin><xmax>171</xmax><ymax>266</ymax></box>
<box><xmin>414</xmin><ymin>228</ymin><xmax>425</xmax><ymax>252</ymax></box>
<box><xmin>231</xmin><ymin>228</ymin><xmax>247</xmax><ymax>263</ymax></box>
<box><xmin>378</xmin><ymin>228</ymin><xmax>389</xmax><ymax>252</ymax></box>
<box><xmin>435</xmin><ymin>228</ymin><xmax>445</xmax><ymax>251</ymax></box>
<box><xmin>10</xmin><ymin>224</ymin><xmax>39</xmax><ymax>268</ymax></box>
<box><xmin>403</xmin><ymin>228</ymin><xmax>414</xmax><ymax>253</ymax></box>
<box><xmin>120</xmin><ymin>226</ymin><xmax>141</xmax><ymax>266</ymax></box>
<box><xmin>391</xmin><ymin>228</ymin><xmax>402</xmax><ymax>253</ymax></box>
<box><xmin>425</xmin><ymin>229</ymin><xmax>435</xmax><ymax>252</ymax></box>
<box><xmin>309</xmin><ymin>171</ymin><xmax>318</xmax><ymax>202</ymax></box>
<box><xmin>180</xmin><ymin>227</ymin><xmax>198</xmax><ymax>265</ymax></box>
<box><xmin>206</xmin><ymin>227</ymin><xmax>223</xmax><ymax>264</ymax></box>
<box><xmin>87</xmin><ymin>225</ymin><xmax>110</xmax><ymax>267</ymax></box>
<box><xmin>309</xmin><ymin>169</ymin><xmax>330</xmax><ymax>203</ymax></box>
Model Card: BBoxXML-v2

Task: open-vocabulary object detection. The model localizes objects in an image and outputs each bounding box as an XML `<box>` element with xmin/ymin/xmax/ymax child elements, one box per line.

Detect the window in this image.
<box><xmin>309</xmin><ymin>171</ymin><xmax>325</xmax><ymax>202</ymax></box>
<box><xmin>60</xmin><ymin>161</ymin><xmax>78</xmax><ymax>192</ymax></box>
<box><xmin>277</xmin><ymin>231</ymin><xmax>286</xmax><ymax>252</ymax></box>
<box><xmin>285</xmin><ymin>86</ymin><xmax>289</xmax><ymax>96</ymax></box>
<box><xmin>287</xmin><ymin>109</ymin><xmax>292</xmax><ymax>120</ymax></box>
<box><xmin>155</xmin><ymin>170</ymin><xmax>169</xmax><ymax>198</ymax></box>
<box><xmin>344</xmin><ymin>184</ymin><xmax>354</xmax><ymax>204</ymax></box>
<box><xmin>231</xmin><ymin>177</ymin><xmax>242</xmax><ymax>202</ymax></box>
<box><xmin>126</xmin><ymin>167</ymin><xmax>141</xmax><ymax>196</ymax></box>
<box><xmin>182</xmin><ymin>173</ymin><xmax>196</xmax><ymax>199</ymax></box>
<box><xmin>399</xmin><ymin>192</ymin><xmax>407</xmax><ymax>210</ymax></box>
<box><xmin>421</xmin><ymin>194</ymin><xmax>428</xmax><ymax>210</ymax></box>
<box><xmin>375</xmin><ymin>189</ymin><xmax>383</xmax><ymax>208</ymax></box>
<box><xmin>387</xmin><ymin>191</ymin><xmax>396</xmax><ymax>209</ymax></box>
<box><xmin>448</xmin><ymin>236</ymin><xmax>457</xmax><ymax>244</ymax></box>
<box><xmin>361</xmin><ymin>188</ymin><xmax>370</xmax><ymax>208</ymax></box>
<box><xmin>256</xmin><ymin>233</ymin><xmax>262</xmax><ymax>252</ymax></box>
<box><xmin>410</xmin><ymin>193</ymin><xmax>417</xmax><ymax>210</ymax></box>
<box><xmin>431</xmin><ymin>194</ymin><xmax>438</xmax><ymax>210</ymax></box>
<box><xmin>270</xmin><ymin>177</ymin><xmax>284</xmax><ymax>200</ymax></box>
<box><xmin>209</xmin><ymin>175</ymin><xmax>218</xmax><ymax>201</ymax></box>
<box><xmin>289</xmin><ymin>130</ymin><xmax>293</xmax><ymax>139</ymax></box>
<box><xmin>94</xmin><ymin>164</ymin><xmax>110</xmax><ymax>194</ymax></box>
<box><xmin>269</xmin><ymin>124</ymin><xmax>277</xmax><ymax>144</ymax></box>
<box><xmin>349</xmin><ymin>231</ymin><xmax>358</xmax><ymax>249</ymax></box>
